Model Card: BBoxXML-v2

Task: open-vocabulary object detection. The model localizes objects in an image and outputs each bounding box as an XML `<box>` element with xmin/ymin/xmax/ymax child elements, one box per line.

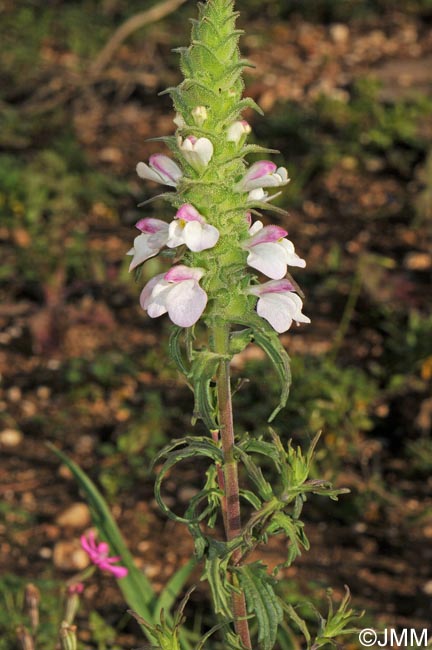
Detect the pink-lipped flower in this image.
<box><xmin>249</xmin><ymin>279</ymin><xmax>311</xmax><ymax>333</ymax></box>
<box><xmin>235</xmin><ymin>161</ymin><xmax>289</xmax><ymax>195</ymax></box>
<box><xmin>136</xmin><ymin>154</ymin><xmax>182</xmax><ymax>187</ymax></box>
<box><xmin>140</xmin><ymin>265</ymin><xmax>207</xmax><ymax>328</ymax></box>
<box><xmin>178</xmin><ymin>136</ymin><xmax>214</xmax><ymax>170</ymax></box>
<box><xmin>245</xmin><ymin>220</ymin><xmax>306</xmax><ymax>280</ymax></box>
<box><xmin>81</xmin><ymin>531</ymin><xmax>128</xmax><ymax>579</ymax></box>
<box><xmin>167</xmin><ymin>204</ymin><xmax>219</xmax><ymax>252</ymax></box>
<box><xmin>127</xmin><ymin>218</ymin><xmax>170</xmax><ymax>271</ymax></box>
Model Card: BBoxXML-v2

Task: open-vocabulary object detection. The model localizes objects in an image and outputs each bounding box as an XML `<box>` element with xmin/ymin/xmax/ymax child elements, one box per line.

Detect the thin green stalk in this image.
<box><xmin>213</xmin><ymin>322</ymin><xmax>252</xmax><ymax>650</ymax></box>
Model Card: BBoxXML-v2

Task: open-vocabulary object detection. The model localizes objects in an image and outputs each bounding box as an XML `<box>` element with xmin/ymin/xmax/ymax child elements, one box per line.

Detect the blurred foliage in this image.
<box><xmin>256</xmin><ymin>78</ymin><xmax>432</xmax><ymax>205</ymax></box>
<box><xmin>236</xmin><ymin>0</ymin><xmax>432</xmax><ymax>20</ymax></box>
<box><xmin>0</xmin><ymin>576</ymin><xmax>61</xmax><ymax>650</ymax></box>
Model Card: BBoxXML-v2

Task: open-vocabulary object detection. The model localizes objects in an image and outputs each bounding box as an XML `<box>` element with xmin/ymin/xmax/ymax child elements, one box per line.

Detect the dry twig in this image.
<box><xmin>90</xmin><ymin>0</ymin><xmax>187</xmax><ymax>76</ymax></box>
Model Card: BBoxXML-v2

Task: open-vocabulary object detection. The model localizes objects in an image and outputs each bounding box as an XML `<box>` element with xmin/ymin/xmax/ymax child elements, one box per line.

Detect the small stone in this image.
<box><xmin>329</xmin><ymin>23</ymin><xmax>349</xmax><ymax>45</ymax></box>
<box><xmin>7</xmin><ymin>387</ymin><xmax>22</xmax><ymax>403</ymax></box>
<box><xmin>0</xmin><ymin>428</ymin><xmax>23</xmax><ymax>447</ymax></box>
<box><xmin>56</xmin><ymin>503</ymin><xmax>91</xmax><ymax>529</ymax></box>
<box><xmin>178</xmin><ymin>486</ymin><xmax>199</xmax><ymax>503</ymax></box>
<box><xmin>36</xmin><ymin>386</ymin><xmax>51</xmax><ymax>400</ymax></box>
<box><xmin>58</xmin><ymin>464</ymin><xmax>74</xmax><ymax>480</ymax></box>
<box><xmin>403</xmin><ymin>252</ymin><xmax>431</xmax><ymax>271</ymax></box>
<box><xmin>53</xmin><ymin>541</ymin><xmax>89</xmax><ymax>571</ymax></box>
<box><xmin>423</xmin><ymin>580</ymin><xmax>432</xmax><ymax>595</ymax></box>
<box><xmin>39</xmin><ymin>547</ymin><xmax>53</xmax><ymax>559</ymax></box>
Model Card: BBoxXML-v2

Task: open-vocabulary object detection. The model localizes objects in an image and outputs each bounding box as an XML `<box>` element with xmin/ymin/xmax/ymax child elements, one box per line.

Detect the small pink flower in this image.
<box><xmin>81</xmin><ymin>532</ymin><xmax>128</xmax><ymax>579</ymax></box>
<box><xmin>127</xmin><ymin>218</ymin><xmax>169</xmax><ymax>271</ymax></box>
<box><xmin>136</xmin><ymin>154</ymin><xmax>182</xmax><ymax>187</ymax></box>
<box><xmin>245</xmin><ymin>220</ymin><xmax>306</xmax><ymax>279</ymax></box>
<box><xmin>178</xmin><ymin>136</ymin><xmax>213</xmax><ymax>170</ymax></box>
<box><xmin>235</xmin><ymin>161</ymin><xmax>289</xmax><ymax>193</ymax></box>
<box><xmin>249</xmin><ymin>280</ymin><xmax>311</xmax><ymax>333</ymax></box>
<box><xmin>227</xmin><ymin>120</ymin><xmax>251</xmax><ymax>144</ymax></box>
<box><xmin>167</xmin><ymin>204</ymin><xmax>219</xmax><ymax>252</ymax></box>
<box><xmin>140</xmin><ymin>265</ymin><xmax>207</xmax><ymax>327</ymax></box>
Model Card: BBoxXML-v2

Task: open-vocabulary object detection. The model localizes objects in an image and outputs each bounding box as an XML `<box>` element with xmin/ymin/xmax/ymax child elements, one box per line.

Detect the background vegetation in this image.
<box><xmin>1</xmin><ymin>0</ymin><xmax>431</xmax><ymax>648</ymax></box>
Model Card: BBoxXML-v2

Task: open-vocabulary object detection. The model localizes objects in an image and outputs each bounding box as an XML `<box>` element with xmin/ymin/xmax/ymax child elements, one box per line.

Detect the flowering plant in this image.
<box><xmin>48</xmin><ymin>2</ymin><xmax>362</xmax><ymax>649</ymax></box>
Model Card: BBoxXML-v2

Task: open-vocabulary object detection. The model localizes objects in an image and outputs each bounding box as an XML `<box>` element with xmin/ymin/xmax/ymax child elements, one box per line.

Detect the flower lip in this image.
<box><xmin>135</xmin><ymin>217</ymin><xmax>169</xmax><ymax>233</ymax></box>
<box><xmin>149</xmin><ymin>154</ymin><xmax>180</xmax><ymax>183</ymax></box>
<box><xmin>249</xmin><ymin>279</ymin><xmax>310</xmax><ymax>333</ymax></box>
<box><xmin>247</xmin><ymin>161</ymin><xmax>277</xmax><ymax>181</ymax></box>
<box><xmin>247</xmin><ymin>224</ymin><xmax>288</xmax><ymax>247</ymax></box>
<box><xmin>164</xmin><ymin>265</ymin><xmax>205</xmax><ymax>283</ymax></box>
<box><xmin>249</xmin><ymin>279</ymin><xmax>296</xmax><ymax>295</ymax></box>
<box><xmin>175</xmin><ymin>204</ymin><xmax>205</xmax><ymax>224</ymax></box>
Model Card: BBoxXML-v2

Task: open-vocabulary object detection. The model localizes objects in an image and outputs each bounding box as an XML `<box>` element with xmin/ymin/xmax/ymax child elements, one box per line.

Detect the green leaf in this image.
<box><xmin>237</xmin><ymin>563</ymin><xmax>283</xmax><ymax>650</ymax></box>
<box><xmin>267</xmin><ymin>511</ymin><xmax>309</xmax><ymax>568</ymax></box>
<box><xmin>189</xmin><ymin>350</ymin><xmax>225</xmax><ymax>429</ymax></box>
<box><xmin>235</xmin><ymin>314</ymin><xmax>291</xmax><ymax>422</ymax></box>
<box><xmin>202</xmin><ymin>546</ymin><xmax>233</xmax><ymax>620</ymax></box>
<box><xmin>47</xmin><ymin>444</ymin><xmax>154</xmax><ymax>622</ymax></box>
<box><xmin>154</xmin><ymin>559</ymin><xmax>196</xmax><ymax>620</ymax></box>
<box><xmin>236</xmin><ymin>447</ymin><xmax>274</xmax><ymax>501</ymax></box>
<box><xmin>153</xmin><ymin>437</ymin><xmax>223</xmax><ymax>524</ymax></box>
<box><xmin>169</xmin><ymin>327</ymin><xmax>191</xmax><ymax>378</ymax></box>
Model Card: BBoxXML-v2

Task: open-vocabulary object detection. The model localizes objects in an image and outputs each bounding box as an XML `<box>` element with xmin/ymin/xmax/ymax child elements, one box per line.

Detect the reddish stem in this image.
<box><xmin>214</xmin><ymin>323</ymin><xmax>252</xmax><ymax>649</ymax></box>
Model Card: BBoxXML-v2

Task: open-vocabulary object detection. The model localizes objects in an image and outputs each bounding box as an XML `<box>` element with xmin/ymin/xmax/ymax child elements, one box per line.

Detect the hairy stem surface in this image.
<box><xmin>214</xmin><ymin>322</ymin><xmax>251</xmax><ymax>649</ymax></box>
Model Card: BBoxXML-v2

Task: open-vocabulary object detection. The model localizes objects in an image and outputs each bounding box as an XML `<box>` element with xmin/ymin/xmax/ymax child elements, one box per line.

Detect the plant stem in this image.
<box><xmin>213</xmin><ymin>322</ymin><xmax>252</xmax><ymax>650</ymax></box>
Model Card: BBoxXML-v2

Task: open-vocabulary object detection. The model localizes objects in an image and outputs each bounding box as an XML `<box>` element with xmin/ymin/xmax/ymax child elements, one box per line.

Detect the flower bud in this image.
<box><xmin>192</xmin><ymin>105</ymin><xmax>208</xmax><ymax>126</ymax></box>
<box><xmin>59</xmin><ymin>622</ymin><xmax>77</xmax><ymax>650</ymax></box>
<box><xmin>227</xmin><ymin>120</ymin><xmax>251</xmax><ymax>144</ymax></box>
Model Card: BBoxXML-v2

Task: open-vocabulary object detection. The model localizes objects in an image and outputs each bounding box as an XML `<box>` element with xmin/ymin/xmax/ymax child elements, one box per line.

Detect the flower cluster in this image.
<box><xmin>128</xmin><ymin>1</ymin><xmax>309</xmax><ymax>334</ymax></box>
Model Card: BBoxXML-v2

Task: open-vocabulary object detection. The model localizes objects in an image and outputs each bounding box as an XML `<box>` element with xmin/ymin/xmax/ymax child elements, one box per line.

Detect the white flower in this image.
<box><xmin>249</xmin><ymin>280</ymin><xmax>310</xmax><ymax>333</ymax></box>
<box><xmin>140</xmin><ymin>266</ymin><xmax>207</xmax><ymax>327</ymax></box>
<box><xmin>245</xmin><ymin>220</ymin><xmax>306</xmax><ymax>279</ymax></box>
<box><xmin>178</xmin><ymin>136</ymin><xmax>214</xmax><ymax>170</ymax></box>
<box><xmin>227</xmin><ymin>120</ymin><xmax>251</xmax><ymax>144</ymax></box>
<box><xmin>235</xmin><ymin>160</ymin><xmax>290</xmax><ymax>193</ymax></box>
<box><xmin>192</xmin><ymin>106</ymin><xmax>208</xmax><ymax>126</ymax></box>
<box><xmin>167</xmin><ymin>204</ymin><xmax>219</xmax><ymax>252</ymax></box>
<box><xmin>127</xmin><ymin>218</ymin><xmax>169</xmax><ymax>271</ymax></box>
<box><xmin>136</xmin><ymin>154</ymin><xmax>182</xmax><ymax>187</ymax></box>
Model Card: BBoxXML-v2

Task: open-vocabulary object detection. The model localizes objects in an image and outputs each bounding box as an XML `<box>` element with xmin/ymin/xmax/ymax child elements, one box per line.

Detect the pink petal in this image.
<box><xmin>165</xmin><ymin>280</ymin><xmax>208</xmax><ymax>327</ymax></box>
<box><xmin>249</xmin><ymin>279</ymin><xmax>296</xmax><ymax>296</ymax></box>
<box><xmin>135</xmin><ymin>218</ymin><xmax>169</xmax><ymax>233</ymax></box>
<box><xmin>164</xmin><ymin>265</ymin><xmax>205</xmax><ymax>283</ymax></box>
<box><xmin>245</xmin><ymin>161</ymin><xmax>277</xmax><ymax>182</ymax></box>
<box><xmin>149</xmin><ymin>154</ymin><xmax>182</xmax><ymax>184</ymax></box>
<box><xmin>176</xmin><ymin>204</ymin><xmax>205</xmax><ymax>224</ymax></box>
<box><xmin>248</xmin><ymin>225</ymin><xmax>288</xmax><ymax>246</ymax></box>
